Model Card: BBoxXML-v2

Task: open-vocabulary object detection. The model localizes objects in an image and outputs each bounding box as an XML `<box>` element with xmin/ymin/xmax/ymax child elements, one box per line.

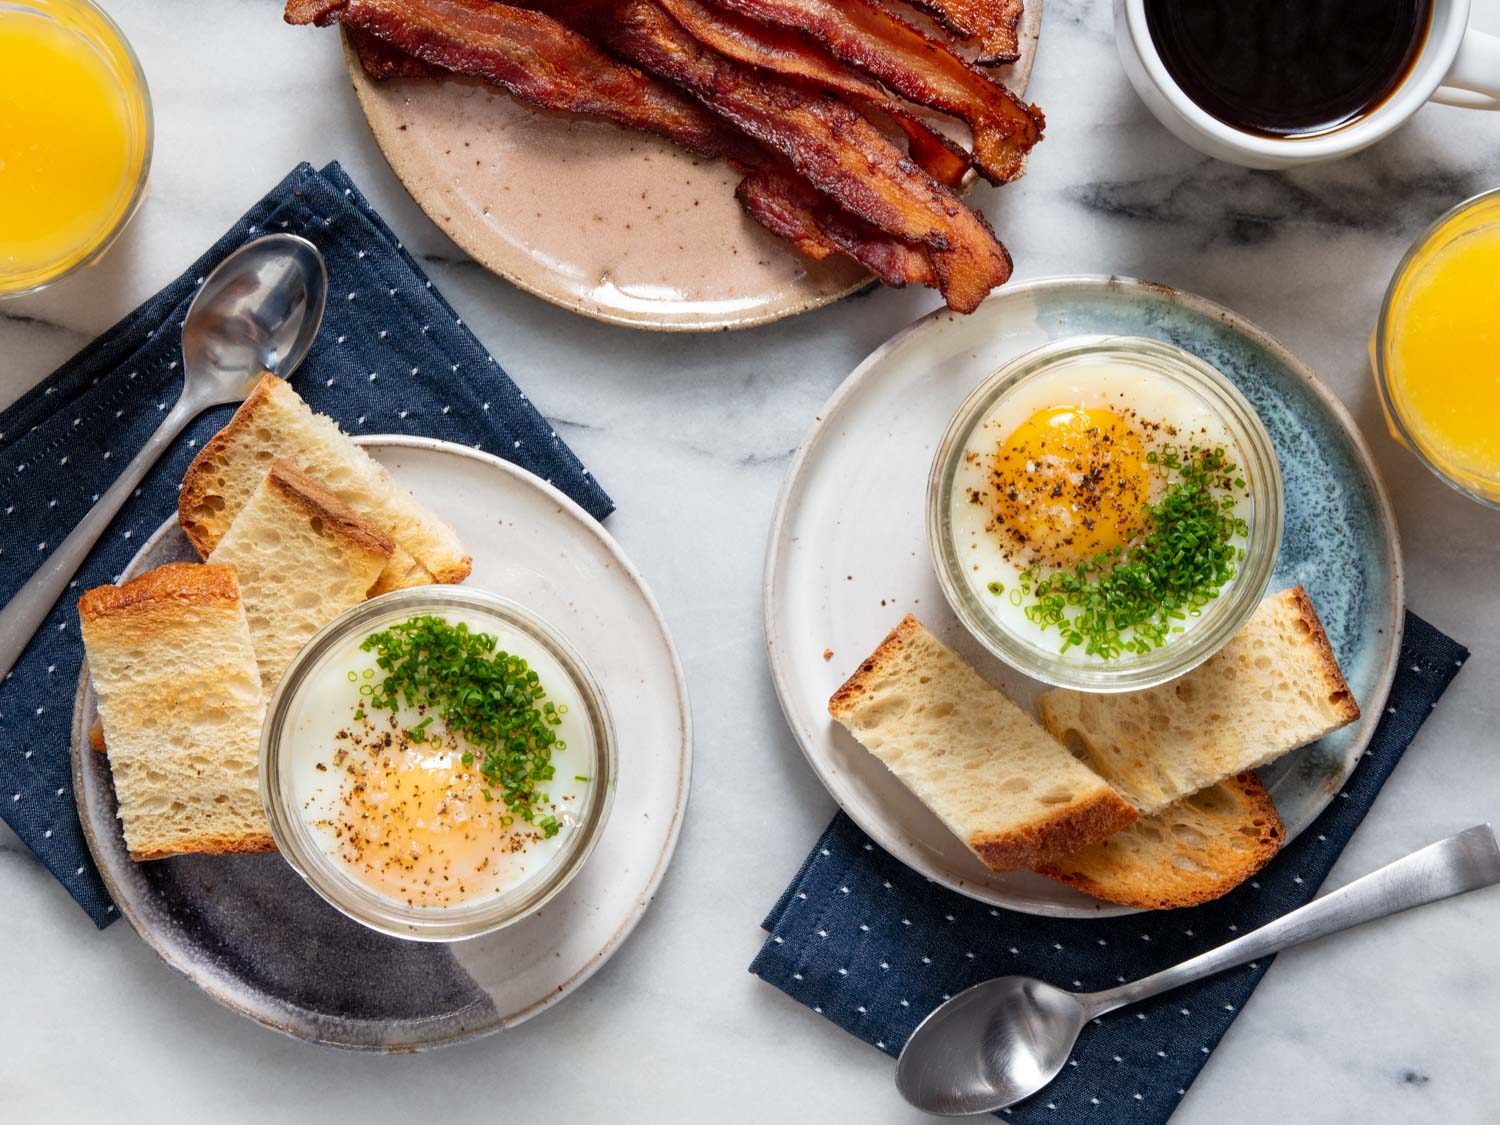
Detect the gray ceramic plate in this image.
<box><xmin>73</xmin><ymin>437</ymin><xmax>692</xmax><ymax>1049</ymax></box>
<box><xmin>341</xmin><ymin>7</ymin><xmax>1042</xmax><ymax>331</ymax></box>
<box><xmin>764</xmin><ymin>276</ymin><xmax>1405</xmax><ymax>917</ymax></box>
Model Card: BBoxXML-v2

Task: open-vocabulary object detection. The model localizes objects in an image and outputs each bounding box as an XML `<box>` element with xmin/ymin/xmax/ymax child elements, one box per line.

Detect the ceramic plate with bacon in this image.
<box><xmin>285</xmin><ymin>0</ymin><xmax>1043</xmax><ymax>330</ymax></box>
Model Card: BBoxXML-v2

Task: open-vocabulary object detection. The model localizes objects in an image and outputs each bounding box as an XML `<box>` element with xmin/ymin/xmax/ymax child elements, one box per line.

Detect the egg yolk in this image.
<box><xmin>335</xmin><ymin>744</ymin><xmax>533</xmax><ymax>907</ymax></box>
<box><xmin>987</xmin><ymin>405</ymin><xmax>1151</xmax><ymax>569</ymax></box>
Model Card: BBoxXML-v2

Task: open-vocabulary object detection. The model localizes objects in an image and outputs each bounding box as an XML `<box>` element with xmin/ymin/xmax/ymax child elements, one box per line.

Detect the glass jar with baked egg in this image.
<box><xmin>261</xmin><ymin>587</ymin><xmax>616</xmax><ymax>941</ymax></box>
<box><xmin>1373</xmin><ymin>188</ymin><xmax>1500</xmax><ymax>508</ymax></box>
<box><xmin>928</xmin><ymin>336</ymin><xmax>1282</xmax><ymax>692</ymax></box>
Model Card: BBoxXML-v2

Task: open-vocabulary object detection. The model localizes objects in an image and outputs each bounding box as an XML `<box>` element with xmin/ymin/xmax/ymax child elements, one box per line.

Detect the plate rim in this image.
<box><xmin>339</xmin><ymin>7</ymin><xmax>1043</xmax><ymax>333</ymax></box>
<box><xmin>761</xmin><ymin>273</ymin><xmax>1406</xmax><ymax>918</ymax></box>
<box><xmin>71</xmin><ymin>434</ymin><xmax>694</xmax><ymax>1050</ymax></box>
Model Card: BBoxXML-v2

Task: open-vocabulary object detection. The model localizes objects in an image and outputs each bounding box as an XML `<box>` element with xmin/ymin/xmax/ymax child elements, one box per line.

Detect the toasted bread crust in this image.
<box><xmin>179</xmin><ymin>374</ymin><xmax>471</xmax><ymax>587</ymax></box>
<box><xmin>78</xmin><ymin>562</ymin><xmax>240</xmax><ymax>622</ymax></box>
<box><xmin>830</xmin><ymin>614</ymin><xmax>1138</xmax><ymax>873</ymax></box>
<box><xmin>367</xmin><ymin>553</ymin><xmax>436</xmax><ymax>595</ymax></box>
<box><xmin>827</xmin><ymin>613</ymin><xmax>925</xmax><ymax>718</ymax></box>
<box><xmin>81</xmin><ymin>562</ymin><xmax>269</xmax><ymax>862</ymax></box>
<box><xmin>1283</xmin><ymin>585</ymin><xmax>1360</xmax><ymax>723</ymax></box>
<box><xmin>429</xmin><ymin>557</ymin><xmax>474</xmax><ymax>585</ymax></box>
<box><xmin>178</xmin><ymin>374</ymin><xmax>279</xmax><ymax>557</ymax></box>
<box><xmin>130</xmin><ymin>833</ymin><xmax>277</xmax><ymax>861</ymax></box>
<box><xmin>265</xmin><ymin>460</ymin><xmax>397</xmax><ymax>563</ymax></box>
<box><xmin>1036</xmin><ymin>772</ymin><xmax>1285</xmax><ymax>909</ymax></box>
<box><xmin>970</xmin><ymin>788</ymin><xmax>1139</xmax><ymax>872</ymax></box>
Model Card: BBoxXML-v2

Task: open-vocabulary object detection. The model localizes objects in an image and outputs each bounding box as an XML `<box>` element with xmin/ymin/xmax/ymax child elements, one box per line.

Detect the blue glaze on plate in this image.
<box><xmin>1031</xmin><ymin>278</ymin><xmax>1403</xmax><ymax>813</ymax></box>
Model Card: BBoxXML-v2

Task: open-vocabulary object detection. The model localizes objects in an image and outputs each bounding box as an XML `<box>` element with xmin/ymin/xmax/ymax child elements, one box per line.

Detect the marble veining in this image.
<box><xmin>2</xmin><ymin>1</ymin><xmax>1498</xmax><ymax>1122</ymax></box>
<box><xmin>1071</xmin><ymin>158</ymin><xmax>1488</xmax><ymax>246</ymax></box>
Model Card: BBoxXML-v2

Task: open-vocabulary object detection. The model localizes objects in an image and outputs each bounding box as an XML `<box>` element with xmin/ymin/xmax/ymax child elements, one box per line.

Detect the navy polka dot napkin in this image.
<box><xmin>0</xmin><ymin>161</ymin><xmax>612</xmax><ymax>928</ymax></box>
<box><xmin>752</xmin><ymin>613</ymin><xmax>1467</xmax><ymax>1123</ymax></box>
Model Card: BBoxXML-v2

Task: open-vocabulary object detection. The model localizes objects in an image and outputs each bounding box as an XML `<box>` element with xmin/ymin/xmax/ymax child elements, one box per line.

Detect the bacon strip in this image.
<box><xmin>655</xmin><ymin>0</ymin><xmax>970</xmax><ymax>189</ymax></box>
<box><xmin>737</xmin><ymin>170</ymin><xmax>937</xmax><ymax>289</ymax></box>
<box><xmin>348</xmin><ymin>26</ymin><xmax>445</xmax><ymax>77</ymax></box>
<box><xmin>288</xmin><ymin>0</ymin><xmax>761</xmax><ymax>164</ymax></box>
<box><xmin>604</xmin><ymin>0</ymin><xmax>1010</xmax><ymax>311</ymax></box>
<box><xmin>895</xmin><ymin>0</ymin><xmax>1024</xmax><ymax>65</ymax></box>
<box><xmin>714</xmin><ymin>0</ymin><xmax>1042</xmax><ymax>183</ymax></box>
<box><xmin>289</xmin><ymin>0</ymin><xmax>957</xmax><ymax>302</ymax></box>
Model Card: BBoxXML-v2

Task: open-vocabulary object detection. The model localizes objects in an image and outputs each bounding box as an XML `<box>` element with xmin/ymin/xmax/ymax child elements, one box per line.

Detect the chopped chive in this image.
<box><xmin>357</xmin><ymin>615</ymin><xmax>567</xmax><ymax>836</ymax></box>
<box><xmin>997</xmin><ymin>445</ymin><xmax>1246</xmax><ymax>658</ymax></box>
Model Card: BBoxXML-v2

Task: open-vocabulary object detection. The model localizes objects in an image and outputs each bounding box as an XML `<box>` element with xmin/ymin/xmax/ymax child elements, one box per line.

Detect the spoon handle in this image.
<box><xmin>1083</xmin><ymin>825</ymin><xmax>1500</xmax><ymax>1018</ymax></box>
<box><xmin>0</xmin><ymin>393</ymin><xmax>204</xmax><ymax>683</ymax></box>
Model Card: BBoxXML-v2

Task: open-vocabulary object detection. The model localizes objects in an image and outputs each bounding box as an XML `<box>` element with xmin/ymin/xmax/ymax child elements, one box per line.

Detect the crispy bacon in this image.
<box><xmin>285</xmin><ymin>0</ymin><xmax>344</xmax><ymax>22</ymax></box>
<box><xmin>287</xmin><ymin>0</ymin><xmax>761</xmax><ymax>164</ymax></box>
<box><xmin>289</xmin><ymin>0</ymin><xmax>957</xmax><ymax>302</ymax></box>
<box><xmin>713</xmin><ymin>0</ymin><xmax>1042</xmax><ymax>183</ymax></box>
<box><xmin>896</xmin><ymin>0</ymin><xmax>1024</xmax><ymax>65</ymax></box>
<box><xmin>737</xmin><ymin>170</ymin><xmax>937</xmax><ymax>289</ymax></box>
<box><xmin>604</xmin><ymin>0</ymin><xmax>1010</xmax><ymax>311</ymax></box>
<box><xmin>348</xmin><ymin>26</ymin><xmax>445</xmax><ymax>77</ymax></box>
<box><xmin>655</xmin><ymin>0</ymin><xmax>969</xmax><ymax>189</ymax></box>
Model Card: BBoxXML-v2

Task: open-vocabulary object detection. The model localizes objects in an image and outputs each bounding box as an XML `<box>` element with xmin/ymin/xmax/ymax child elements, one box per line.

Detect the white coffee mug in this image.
<box><xmin>1114</xmin><ymin>0</ymin><xmax>1500</xmax><ymax>169</ymax></box>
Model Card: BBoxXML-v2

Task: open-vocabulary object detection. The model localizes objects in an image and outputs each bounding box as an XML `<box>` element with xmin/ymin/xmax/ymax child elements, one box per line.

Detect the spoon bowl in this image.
<box><xmin>896</xmin><ymin>977</ymin><xmax>1087</xmax><ymax>1116</ymax></box>
<box><xmin>0</xmin><ymin>232</ymin><xmax>327</xmax><ymax>683</ymax></box>
<box><xmin>182</xmin><ymin>232</ymin><xmax>327</xmax><ymax>403</ymax></box>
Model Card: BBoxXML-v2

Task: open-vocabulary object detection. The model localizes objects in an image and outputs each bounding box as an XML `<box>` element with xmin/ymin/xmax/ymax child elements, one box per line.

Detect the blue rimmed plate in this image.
<box><xmin>764</xmin><ymin>276</ymin><xmax>1403</xmax><ymax>918</ymax></box>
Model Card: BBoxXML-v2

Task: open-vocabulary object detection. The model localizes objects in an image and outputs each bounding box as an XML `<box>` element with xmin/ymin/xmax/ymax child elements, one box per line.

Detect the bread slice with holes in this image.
<box><xmin>208</xmin><ymin>461</ymin><xmax>395</xmax><ymax>693</ymax></box>
<box><xmin>1038</xmin><ymin>586</ymin><xmax>1359</xmax><ymax>817</ymax></box>
<box><xmin>829</xmin><ymin>615</ymin><xmax>1137</xmax><ymax>872</ymax></box>
<box><xmin>1035</xmin><ymin>772</ymin><xmax>1285</xmax><ymax>909</ymax></box>
<box><xmin>78</xmin><ymin>563</ymin><xmax>273</xmax><ymax>860</ymax></box>
<box><xmin>178</xmin><ymin>373</ymin><xmax>469</xmax><ymax>593</ymax></box>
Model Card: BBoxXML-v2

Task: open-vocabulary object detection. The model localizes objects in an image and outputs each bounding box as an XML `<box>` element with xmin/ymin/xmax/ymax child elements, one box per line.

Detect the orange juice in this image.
<box><xmin>0</xmin><ymin>0</ymin><xmax>151</xmax><ymax>294</ymax></box>
<box><xmin>1375</xmin><ymin>189</ymin><xmax>1500</xmax><ymax>507</ymax></box>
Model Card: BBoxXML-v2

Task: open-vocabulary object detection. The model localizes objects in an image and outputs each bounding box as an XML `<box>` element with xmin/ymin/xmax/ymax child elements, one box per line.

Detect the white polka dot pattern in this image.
<box><xmin>752</xmin><ymin>618</ymin><xmax>1466</xmax><ymax>1122</ymax></box>
<box><xmin>0</xmin><ymin>162</ymin><xmax>612</xmax><ymax>927</ymax></box>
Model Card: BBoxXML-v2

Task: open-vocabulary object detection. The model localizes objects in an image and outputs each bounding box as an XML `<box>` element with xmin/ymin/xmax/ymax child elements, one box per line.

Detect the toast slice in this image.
<box><xmin>829</xmin><ymin>616</ymin><xmax>1137</xmax><ymax>872</ymax></box>
<box><xmin>1038</xmin><ymin>587</ymin><xmax>1360</xmax><ymax>816</ymax></box>
<box><xmin>78</xmin><ymin>563</ymin><xmax>273</xmax><ymax>860</ymax></box>
<box><xmin>1035</xmin><ymin>772</ymin><xmax>1285</xmax><ymax>909</ymax></box>
<box><xmin>208</xmin><ymin>461</ymin><xmax>396</xmax><ymax>693</ymax></box>
<box><xmin>178</xmin><ymin>374</ymin><xmax>470</xmax><ymax>592</ymax></box>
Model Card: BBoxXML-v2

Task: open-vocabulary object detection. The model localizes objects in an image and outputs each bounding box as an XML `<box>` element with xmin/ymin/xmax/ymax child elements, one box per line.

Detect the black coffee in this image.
<box><xmin>1144</xmin><ymin>0</ymin><xmax>1432</xmax><ymax>137</ymax></box>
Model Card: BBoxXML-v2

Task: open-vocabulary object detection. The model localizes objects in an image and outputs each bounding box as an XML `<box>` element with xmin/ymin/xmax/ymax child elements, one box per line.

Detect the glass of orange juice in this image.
<box><xmin>1373</xmin><ymin>188</ymin><xmax>1500</xmax><ymax>508</ymax></box>
<box><xmin>0</xmin><ymin>0</ymin><xmax>152</xmax><ymax>296</ymax></box>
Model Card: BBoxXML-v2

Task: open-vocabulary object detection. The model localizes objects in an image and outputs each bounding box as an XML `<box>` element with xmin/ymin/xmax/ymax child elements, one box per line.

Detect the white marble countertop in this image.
<box><xmin>4</xmin><ymin>2</ymin><xmax>1499</xmax><ymax>1121</ymax></box>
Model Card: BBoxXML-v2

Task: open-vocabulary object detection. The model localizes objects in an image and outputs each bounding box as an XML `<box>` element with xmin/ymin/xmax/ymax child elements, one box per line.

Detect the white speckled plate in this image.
<box><xmin>341</xmin><ymin>7</ymin><xmax>1042</xmax><ymax>331</ymax></box>
<box><xmin>72</xmin><ymin>437</ymin><xmax>692</xmax><ymax>1049</ymax></box>
<box><xmin>764</xmin><ymin>276</ymin><xmax>1404</xmax><ymax>918</ymax></box>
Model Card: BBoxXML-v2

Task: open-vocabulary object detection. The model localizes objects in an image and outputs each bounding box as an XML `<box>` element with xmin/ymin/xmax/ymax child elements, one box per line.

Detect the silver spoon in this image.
<box><xmin>897</xmin><ymin>825</ymin><xmax>1500</xmax><ymax>1117</ymax></box>
<box><xmin>0</xmin><ymin>234</ymin><xmax>327</xmax><ymax>682</ymax></box>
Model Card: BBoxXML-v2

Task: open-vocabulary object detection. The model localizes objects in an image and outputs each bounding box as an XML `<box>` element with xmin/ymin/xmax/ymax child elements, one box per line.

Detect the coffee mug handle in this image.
<box><xmin>1434</xmin><ymin>26</ymin><xmax>1500</xmax><ymax>109</ymax></box>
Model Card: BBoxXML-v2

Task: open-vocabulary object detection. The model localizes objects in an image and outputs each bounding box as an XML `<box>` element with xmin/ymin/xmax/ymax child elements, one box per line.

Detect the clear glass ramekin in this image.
<box><xmin>260</xmin><ymin>587</ymin><xmax>617</xmax><ymax>942</ymax></box>
<box><xmin>0</xmin><ymin>0</ymin><xmax>154</xmax><ymax>297</ymax></box>
<box><xmin>927</xmin><ymin>335</ymin><xmax>1284</xmax><ymax>693</ymax></box>
<box><xmin>1372</xmin><ymin>187</ymin><xmax>1500</xmax><ymax>508</ymax></box>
